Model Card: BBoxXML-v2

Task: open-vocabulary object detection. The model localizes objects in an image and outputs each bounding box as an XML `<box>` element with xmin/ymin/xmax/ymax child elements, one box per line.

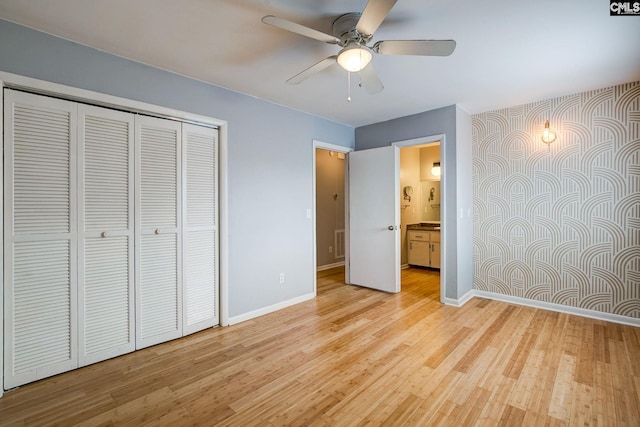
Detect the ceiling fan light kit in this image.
<box><xmin>262</xmin><ymin>0</ymin><xmax>456</xmax><ymax>95</ymax></box>
<box><xmin>337</xmin><ymin>43</ymin><xmax>372</xmax><ymax>72</ymax></box>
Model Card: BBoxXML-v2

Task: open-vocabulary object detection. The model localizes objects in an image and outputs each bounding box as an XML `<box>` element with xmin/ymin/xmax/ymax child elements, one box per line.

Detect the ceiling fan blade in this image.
<box><xmin>373</xmin><ymin>40</ymin><xmax>456</xmax><ymax>56</ymax></box>
<box><xmin>358</xmin><ymin>62</ymin><xmax>384</xmax><ymax>94</ymax></box>
<box><xmin>356</xmin><ymin>0</ymin><xmax>398</xmax><ymax>37</ymax></box>
<box><xmin>262</xmin><ymin>15</ymin><xmax>340</xmax><ymax>44</ymax></box>
<box><xmin>286</xmin><ymin>56</ymin><xmax>338</xmax><ymax>85</ymax></box>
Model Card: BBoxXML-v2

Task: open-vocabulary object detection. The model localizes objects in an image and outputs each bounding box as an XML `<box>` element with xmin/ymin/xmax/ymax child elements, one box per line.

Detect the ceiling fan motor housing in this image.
<box><xmin>332</xmin><ymin>13</ymin><xmax>370</xmax><ymax>46</ymax></box>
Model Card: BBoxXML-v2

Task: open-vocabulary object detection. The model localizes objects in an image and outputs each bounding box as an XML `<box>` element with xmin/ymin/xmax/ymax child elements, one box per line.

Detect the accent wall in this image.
<box><xmin>472</xmin><ymin>82</ymin><xmax>640</xmax><ymax>318</ymax></box>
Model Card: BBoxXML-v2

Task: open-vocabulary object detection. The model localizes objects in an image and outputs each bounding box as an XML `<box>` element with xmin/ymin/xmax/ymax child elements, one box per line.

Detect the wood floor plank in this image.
<box><xmin>379</xmin><ymin>392</ymin><xmax>423</xmax><ymax>426</ymax></box>
<box><xmin>453</xmin><ymin>304</ymin><xmax>518</xmax><ymax>373</ymax></box>
<box><xmin>576</xmin><ymin>320</ymin><xmax>595</xmax><ymax>386</ymax></box>
<box><xmin>477</xmin><ymin>374</ymin><xmax>518</xmax><ymax>425</ymax></box>
<box><xmin>548</xmin><ymin>353</ymin><xmax>577</xmax><ymax>422</ymax></box>
<box><xmin>499</xmin><ymin>404</ymin><xmax>526</xmax><ymax>426</ymax></box>
<box><xmin>1</xmin><ymin>266</ymin><xmax>638</xmax><ymax>426</ymax></box>
<box><xmin>424</xmin><ymin>326</ymin><xmax>474</xmax><ymax>369</ymax></box>
<box><xmin>507</xmin><ymin>348</ymin><xmax>545</xmax><ymax>411</ymax></box>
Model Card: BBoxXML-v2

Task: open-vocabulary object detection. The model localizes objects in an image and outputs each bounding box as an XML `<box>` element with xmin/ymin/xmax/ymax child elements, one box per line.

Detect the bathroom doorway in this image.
<box><xmin>398</xmin><ymin>138</ymin><xmax>442</xmax><ymax>301</ymax></box>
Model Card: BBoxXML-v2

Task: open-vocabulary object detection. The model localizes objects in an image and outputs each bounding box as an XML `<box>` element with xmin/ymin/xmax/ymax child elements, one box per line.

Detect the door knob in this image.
<box><xmin>388</xmin><ymin>225</ymin><xmax>397</xmax><ymax>231</ymax></box>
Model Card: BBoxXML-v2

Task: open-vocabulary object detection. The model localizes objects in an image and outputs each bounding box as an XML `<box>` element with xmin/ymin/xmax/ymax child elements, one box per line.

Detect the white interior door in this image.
<box><xmin>3</xmin><ymin>90</ymin><xmax>78</xmax><ymax>388</ymax></box>
<box><xmin>135</xmin><ymin>115</ymin><xmax>182</xmax><ymax>349</ymax></box>
<box><xmin>348</xmin><ymin>145</ymin><xmax>400</xmax><ymax>293</ymax></box>
<box><xmin>182</xmin><ymin>123</ymin><xmax>218</xmax><ymax>335</ymax></box>
<box><xmin>78</xmin><ymin>104</ymin><xmax>135</xmax><ymax>366</ymax></box>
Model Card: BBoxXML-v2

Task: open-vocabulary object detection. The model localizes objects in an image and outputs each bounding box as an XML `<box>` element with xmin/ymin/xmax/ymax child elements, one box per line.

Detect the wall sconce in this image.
<box><xmin>431</xmin><ymin>162</ymin><xmax>441</xmax><ymax>177</ymax></box>
<box><xmin>541</xmin><ymin>120</ymin><xmax>557</xmax><ymax>145</ymax></box>
<box><xmin>403</xmin><ymin>186</ymin><xmax>413</xmax><ymax>203</ymax></box>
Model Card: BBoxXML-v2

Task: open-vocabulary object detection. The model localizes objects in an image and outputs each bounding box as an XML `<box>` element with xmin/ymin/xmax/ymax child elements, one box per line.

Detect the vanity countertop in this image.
<box><xmin>407</xmin><ymin>223</ymin><xmax>441</xmax><ymax>231</ymax></box>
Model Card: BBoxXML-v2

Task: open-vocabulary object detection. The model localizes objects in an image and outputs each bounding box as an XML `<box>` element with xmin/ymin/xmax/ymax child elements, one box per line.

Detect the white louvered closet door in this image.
<box><xmin>78</xmin><ymin>105</ymin><xmax>135</xmax><ymax>366</ymax></box>
<box><xmin>182</xmin><ymin>123</ymin><xmax>219</xmax><ymax>335</ymax></box>
<box><xmin>3</xmin><ymin>90</ymin><xmax>78</xmax><ymax>388</ymax></box>
<box><xmin>135</xmin><ymin>115</ymin><xmax>182</xmax><ymax>349</ymax></box>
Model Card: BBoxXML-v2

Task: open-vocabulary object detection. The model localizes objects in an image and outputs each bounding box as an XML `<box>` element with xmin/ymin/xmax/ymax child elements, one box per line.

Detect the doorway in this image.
<box><xmin>312</xmin><ymin>141</ymin><xmax>353</xmax><ymax>294</ymax></box>
<box><xmin>394</xmin><ymin>134</ymin><xmax>445</xmax><ymax>302</ymax></box>
<box><xmin>399</xmin><ymin>141</ymin><xmax>442</xmax><ymax>302</ymax></box>
<box><xmin>313</xmin><ymin>136</ymin><xmax>445</xmax><ymax>302</ymax></box>
<box><xmin>315</xmin><ymin>148</ymin><xmax>346</xmax><ymax>279</ymax></box>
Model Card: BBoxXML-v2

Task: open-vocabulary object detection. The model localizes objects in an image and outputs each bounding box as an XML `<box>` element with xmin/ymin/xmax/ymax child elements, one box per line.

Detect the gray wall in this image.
<box><xmin>0</xmin><ymin>19</ymin><xmax>354</xmax><ymax>319</ymax></box>
<box><xmin>455</xmin><ymin>106</ymin><xmax>474</xmax><ymax>299</ymax></box>
<box><xmin>356</xmin><ymin>105</ymin><xmax>474</xmax><ymax>300</ymax></box>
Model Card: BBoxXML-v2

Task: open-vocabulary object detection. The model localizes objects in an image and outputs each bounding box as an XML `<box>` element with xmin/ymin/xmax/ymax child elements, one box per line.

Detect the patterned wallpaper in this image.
<box><xmin>472</xmin><ymin>82</ymin><xmax>640</xmax><ymax>318</ymax></box>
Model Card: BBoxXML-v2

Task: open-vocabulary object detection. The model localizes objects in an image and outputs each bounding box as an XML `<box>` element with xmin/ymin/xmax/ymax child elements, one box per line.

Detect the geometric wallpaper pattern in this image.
<box><xmin>472</xmin><ymin>81</ymin><xmax>640</xmax><ymax>319</ymax></box>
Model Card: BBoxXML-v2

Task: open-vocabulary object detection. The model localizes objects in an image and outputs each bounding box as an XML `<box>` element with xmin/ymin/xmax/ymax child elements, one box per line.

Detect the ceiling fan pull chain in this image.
<box><xmin>347</xmin><ymin>71</ymin><xmax>352</xmax><ymax>102</ymax></box>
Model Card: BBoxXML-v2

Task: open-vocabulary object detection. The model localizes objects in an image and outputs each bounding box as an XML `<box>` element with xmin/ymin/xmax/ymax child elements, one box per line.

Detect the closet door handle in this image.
<box><xmin>101</xmin><ymin>232</ymin><xmax>110</xmax><ymax>238</ymax></box>
<box><xmin>155</xmin><ymin>229</ymin><xmax>161</xmax><ymax>235</ymax></box>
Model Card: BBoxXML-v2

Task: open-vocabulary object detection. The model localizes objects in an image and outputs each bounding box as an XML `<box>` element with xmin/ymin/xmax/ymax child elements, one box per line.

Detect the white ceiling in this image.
<box><xmin>1</xmin><ymin>0</ymin><xmax>639</xmax><ymax>127</ymax></box>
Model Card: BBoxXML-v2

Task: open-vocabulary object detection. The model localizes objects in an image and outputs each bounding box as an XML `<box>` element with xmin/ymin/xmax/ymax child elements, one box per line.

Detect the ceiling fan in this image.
<box><xmin>262</xmin><ymin>0</ymin><xmax>456</xmax><ymax>95</ymax></box>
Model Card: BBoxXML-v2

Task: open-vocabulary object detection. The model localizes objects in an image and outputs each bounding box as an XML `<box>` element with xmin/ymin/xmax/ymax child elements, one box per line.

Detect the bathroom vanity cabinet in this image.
<box><xmin>407</xmin><ymin>229</ymin><xmax>441</xmax><ymax>269</ymax></box>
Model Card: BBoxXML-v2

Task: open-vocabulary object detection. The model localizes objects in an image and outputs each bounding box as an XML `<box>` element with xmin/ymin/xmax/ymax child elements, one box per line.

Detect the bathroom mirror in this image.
<box><xmin>421</xmin><ymin>181</ymin><xmax>441</xmax><ymax>221</ymax></box>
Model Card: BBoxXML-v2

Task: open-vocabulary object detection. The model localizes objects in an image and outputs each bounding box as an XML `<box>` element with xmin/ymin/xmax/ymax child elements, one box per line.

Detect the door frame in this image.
<box><xmin>392</xmin><ymin>134</ymin><xmax>446</xmax><ymax>303</ymax></box>
<box><xmin>312</xmin><ymin>140</ymin><xmax>353</xmax><ymax>294</ymax></box>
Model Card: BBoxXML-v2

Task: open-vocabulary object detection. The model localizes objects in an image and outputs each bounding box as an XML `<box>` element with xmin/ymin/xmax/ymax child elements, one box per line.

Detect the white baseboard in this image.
<box><xmin>317</xmin><ymin>261</ymin><xmax>345</xmax><ymax>272</ymax></box>
<box><xmin>401</xmin><ymin>263</ymin><xmax>410</xmax><ymax>270</ymax></box>
<box><xmin>442</xmin><ymin>289</ymin><xmax>474</xmax><ymax>307</ymax></box>
<box><xmin>228</xmin><ymin>292</ymin><xmax>316</xmax><ymax>325</ymax></box>
<box><xmin>474</xmin><ymin>290</ymin><xmax>640</xmax><ymax>328</ymax></box>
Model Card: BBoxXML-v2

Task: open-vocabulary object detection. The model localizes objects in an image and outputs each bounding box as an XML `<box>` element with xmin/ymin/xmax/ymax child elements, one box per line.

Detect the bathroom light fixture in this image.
<box><xmin>337</xmin><ymin>42</ymin><xmax>372</xmax><ymax>72</ymax></box>
<box><xmin>431</xmin><ymin>162</ymin><xmax>441</xmax><ymax>177</ymax></box>
<box><xmin>541</xmin><ymin>120</ymin><xmax>557</xmax><ymax>144</ymax></box>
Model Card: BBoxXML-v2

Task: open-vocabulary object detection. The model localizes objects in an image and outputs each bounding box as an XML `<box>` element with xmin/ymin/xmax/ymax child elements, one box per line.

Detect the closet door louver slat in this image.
<box><xmin>4</xmin><ymin>90</ymin><xmax>78</xmax><ymax>388</ymax></box>
<box><xmin>135</xmin><ymin>116</ymin><xmax>183</xmax><ymax>349</ymax></box>
<box><xmin>184</xmin><ymin>230</ymin><xmax>216</xmax><ymax>330</ymax></box>
<box><xmin>13</xmin><ymin>241</ymin><xmax>72</xmax><ymax>372</ymax></box>
<box><xmin>78</xmin><ymin>105</ymin><xmax>135</xmax><ymax>366</ymax></box>
<box><xmin>140</xmin><ymin>234</ymin><xmax>179</xmax><ymax>338</ymax></box>
<box><xmin>183</xmin><ymin>124</ymin><xmax>218</xmax><ymax>334</ymax></box>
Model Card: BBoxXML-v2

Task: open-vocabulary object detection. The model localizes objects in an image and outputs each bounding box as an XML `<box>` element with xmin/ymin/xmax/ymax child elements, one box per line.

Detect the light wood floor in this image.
<box><xmin>1</xmin><ymin>267</ymin><xmax>639</xmax><ymax>426</ymax></box>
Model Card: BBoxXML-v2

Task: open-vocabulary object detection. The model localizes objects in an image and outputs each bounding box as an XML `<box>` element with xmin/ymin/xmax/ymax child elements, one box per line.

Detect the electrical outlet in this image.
<box><xmin>279</xmin><ymin>273</ymin><xmax>285</xmax><ymax>284</ymax></box>
<box><xmin>329</xmin><ymin>246</ymin><xmax>333</xmax><ymax>254</ymax></box>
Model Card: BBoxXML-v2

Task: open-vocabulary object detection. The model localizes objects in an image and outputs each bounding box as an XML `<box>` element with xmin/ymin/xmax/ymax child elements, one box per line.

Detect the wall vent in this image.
<box><xmin>334</xmin><ymin>229</ymin><xmax>345</xmax><ymax>259</ymax></box>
